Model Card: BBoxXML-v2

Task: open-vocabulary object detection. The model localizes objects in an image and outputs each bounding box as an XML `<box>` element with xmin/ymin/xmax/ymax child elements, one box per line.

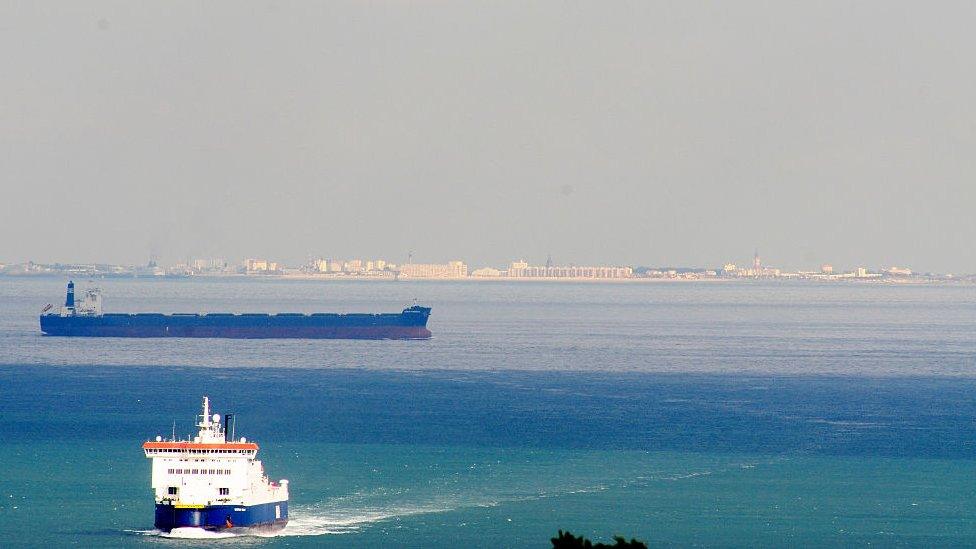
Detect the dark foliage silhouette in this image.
<box><xmin>551</xmin><ymin>529</ymin><xmax>647</xmax><ymax>548</ymax></box>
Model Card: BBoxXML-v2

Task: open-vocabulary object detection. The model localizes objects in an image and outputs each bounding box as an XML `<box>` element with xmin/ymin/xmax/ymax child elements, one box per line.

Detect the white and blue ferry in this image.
<box><xmin>143</xmin><ymin>397</ymin><xmax>289</xmax><ymax>533</ymax></box>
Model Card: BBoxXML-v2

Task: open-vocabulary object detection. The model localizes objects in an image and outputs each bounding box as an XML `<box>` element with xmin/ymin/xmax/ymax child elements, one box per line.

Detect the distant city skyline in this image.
<box><xmin>0</xmin><ymin>251</ymin><xmax>952</xmax><ymax>280</ymax></box>
<box><xmin>3</xmin><ymin>3</ymin><xmax>975</xmax><ymax>272</ymax></box>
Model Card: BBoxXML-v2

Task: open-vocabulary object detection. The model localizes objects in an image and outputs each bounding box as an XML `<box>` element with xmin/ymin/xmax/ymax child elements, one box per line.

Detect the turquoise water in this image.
<box><xmin>1</xmin><ymin>278</ymin><xmax>975</xmax><ymax>547</ymax></box>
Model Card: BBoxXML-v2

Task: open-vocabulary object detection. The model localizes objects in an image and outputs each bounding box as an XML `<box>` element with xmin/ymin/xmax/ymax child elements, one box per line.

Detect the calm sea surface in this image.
<box><xmin>1</xmin><ymin>277</ymin><xmax>975</xmax><ymax>547</ymax></box>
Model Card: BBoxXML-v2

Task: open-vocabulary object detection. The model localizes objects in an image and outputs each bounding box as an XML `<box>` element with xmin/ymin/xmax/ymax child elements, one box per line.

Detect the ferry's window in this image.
<box><xmin>216</xmin><ymin>470</ymin><xmax>222</xmax><ymax>475</ymax></box>
<box><xmin>192</xmin><ymin>469</ymin><xmax>199</xmax><ymax>474</ymax></box>
<box><xmin>209</xmin><ymin>469</ymin><xmax>215</xmax><ymax>474</ymax></box>
<box><xmin>219</xmin><ymin>488</ymin><xmax>229</xmax><ymax>496</ymax></box>
<box><xmin>168</xmin><ymin>487</ymin><xmax>178</xmax><ymax>495</ymax></box>
<box><xmin>224</xmin><ymin>469</ymin><xmax>231</xmax><ymax>474</ymax></box>
<box><xmin>167</xmin><ymin>469</ymin><xmax>174</xmax><ymax>474</ymax></box>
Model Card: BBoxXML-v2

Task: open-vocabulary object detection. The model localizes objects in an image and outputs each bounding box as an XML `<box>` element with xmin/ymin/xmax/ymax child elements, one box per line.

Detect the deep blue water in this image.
<box><xmin>1</xmin><ymin>277</ymin><xmax>975</xmax><ymax>547</ymax></box>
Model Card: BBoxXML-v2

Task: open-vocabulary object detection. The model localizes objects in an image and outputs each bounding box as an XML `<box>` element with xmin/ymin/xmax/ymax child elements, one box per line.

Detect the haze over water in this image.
<box><xmin>1</xmin><ymin>277</ymin><xmax>976</xmax><ymax>547</ymax></box>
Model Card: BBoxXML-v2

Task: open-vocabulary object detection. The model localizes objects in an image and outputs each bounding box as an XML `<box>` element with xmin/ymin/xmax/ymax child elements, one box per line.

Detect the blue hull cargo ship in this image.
<box><xmin>40</xmin><ymin>282</ymin><xmax>432</xmax><ymax>339</ymax></box>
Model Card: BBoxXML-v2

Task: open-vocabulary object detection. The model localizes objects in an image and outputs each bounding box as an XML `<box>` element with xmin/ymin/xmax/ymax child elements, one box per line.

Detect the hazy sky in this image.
<box><xmin>2</xmin><ymin>2</ymin><xmax>974</xmax><ymax>272</ymax></box>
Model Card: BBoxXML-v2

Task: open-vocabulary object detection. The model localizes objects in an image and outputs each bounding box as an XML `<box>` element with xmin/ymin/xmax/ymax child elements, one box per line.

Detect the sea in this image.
<box><xmin>1</xmin><ymin>277</ymin><xmax>975</xmax><ymax>547</ymax></box>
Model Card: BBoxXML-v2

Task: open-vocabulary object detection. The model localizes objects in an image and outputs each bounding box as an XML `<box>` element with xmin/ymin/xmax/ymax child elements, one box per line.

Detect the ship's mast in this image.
<box><xmin>194</xmin><ymin>395</ymin><xmax>227</xmax><ymax>443</ymax></box>
<box><xmin>201</xmin><ymin>396</ymin><xmax>210</xmax><ymax>430</ymax></box>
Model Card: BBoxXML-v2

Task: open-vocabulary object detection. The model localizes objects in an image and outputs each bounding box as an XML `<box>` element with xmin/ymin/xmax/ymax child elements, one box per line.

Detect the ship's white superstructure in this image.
<box><xmin>74</xmin><ymin>287</ymin><xmax>102</xmax><ymax>316</ymax></box>
<box><xmin>143</xmin><ymin>397</ymin><xmax>288</xmax><ymax>531</ymax></box>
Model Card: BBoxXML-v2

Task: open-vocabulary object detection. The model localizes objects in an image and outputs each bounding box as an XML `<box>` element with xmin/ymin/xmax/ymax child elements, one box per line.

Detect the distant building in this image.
<box><xmin>302</xmin><ymin>258</ymin><xmax>330</xmax><ymax>273</ymax></box>
<box><xmin>400</xmin><ymin>261</ymin><xmax>468</xmax><ymax>279</ymax></box>
<box><xmin>508</xmin><ymin>260</ymin><xmax>530</xmax><ymax>277</ymax></box>
<box><xmin>885</xmin><ymin>266</ymin><xmax>912</xmax><ymax>276</ymax></box>
<box><xmin>471</xmin><ymin>267</ymin><xmax>502</xmax><ymax>277</ymax></box>
<box><xmin>821</xmin><ymin>264</ymin><xmax>834</xmax><ymax>275</ymax></box>
<box><xmin>192</xmin><ymin>258</ymin><xmax>228</xmax><ymax>272</ymax></box>
<box><xmin>244</xmin><ymin>258</ymin><xmax>278</xmax><ymax>273</ymax></box>
<box><xmin>506</xmin><ymin>260</ymin><xmax>632</xmax><ymax>279</ymax></box>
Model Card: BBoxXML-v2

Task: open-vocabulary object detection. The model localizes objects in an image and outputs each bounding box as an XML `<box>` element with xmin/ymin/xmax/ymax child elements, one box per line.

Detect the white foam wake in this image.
<box><xmin>162</xmin><ymin>527</ymin><xmax>236</xmax><ymax>539</ymax></box>
<box><xmin>274</xmin><ymin>503</ymin><xmax>455</xmax><ymax>536</ymax></box>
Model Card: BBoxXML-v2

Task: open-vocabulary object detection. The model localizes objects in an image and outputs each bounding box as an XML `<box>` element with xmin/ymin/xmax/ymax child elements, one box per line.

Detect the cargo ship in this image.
<box><xmin>143</xmin><ymin>397</ymin><xmax>289</xmax><ymax>533</ymax></box>
<box><xmin>39</xmin><ymin>281</ymin><xmax>432</xmax><ymax>339</ymax></box>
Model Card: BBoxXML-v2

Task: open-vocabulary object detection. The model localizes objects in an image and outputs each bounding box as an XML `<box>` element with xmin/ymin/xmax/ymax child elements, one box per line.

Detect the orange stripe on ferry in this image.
<box><xmin>142</xmin><ymin>441</ymin><xmax>259</xmax><ymax>450</ymax></box>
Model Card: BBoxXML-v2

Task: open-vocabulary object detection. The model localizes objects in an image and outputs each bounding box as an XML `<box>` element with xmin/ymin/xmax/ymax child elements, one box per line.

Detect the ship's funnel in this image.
<box><xmin>65</xmin><ymin>281</ymin><xmax>75</xmax><ymax>309</ymax></box>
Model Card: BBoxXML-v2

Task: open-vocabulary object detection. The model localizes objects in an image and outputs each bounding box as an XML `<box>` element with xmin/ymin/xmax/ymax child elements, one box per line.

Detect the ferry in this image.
<box><xmin>143</xmin><ymin>397</ymin><xmax>289</xmax><ymax>533</ymax></box>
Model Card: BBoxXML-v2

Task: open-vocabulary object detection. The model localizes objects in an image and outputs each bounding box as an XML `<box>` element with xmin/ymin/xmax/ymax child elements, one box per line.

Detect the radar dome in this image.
<box><xmin>213</xmin><ymin>413</ymin><xmax>220</xmax><ymax>422</ymax></box>
<box><xmin>240</xmin><ymin>437</ymin><xmax>247</xmax><ymax>443</ymax></box>
<box><xmin>155</xmin><ymin>435</ymin><xmax>162</xmax><ymax>442</ymax></box>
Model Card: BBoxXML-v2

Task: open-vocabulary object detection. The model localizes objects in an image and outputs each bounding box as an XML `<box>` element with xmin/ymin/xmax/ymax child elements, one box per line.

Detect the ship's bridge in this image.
<box><xmin>143</xmin><ymin>396</ymin><xmax>258</xmax><ymax>456</ymax></box>
<box><xmin>143</xmin><ymin>441</ymin><xmax>258</xmax><ymax>457</ymax></box>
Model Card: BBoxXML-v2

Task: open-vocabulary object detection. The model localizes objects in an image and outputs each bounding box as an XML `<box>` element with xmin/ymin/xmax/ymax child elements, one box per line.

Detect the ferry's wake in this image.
<box><xmin>162</xmin><ymin>527</ymin><xmax>236</xmax><ymax>539</ymax></box>
<box><xmin>126</xmin><ymin>459</ymin><xmax>773</xmax><ymax>540</ymax></box>
<box><xmin>274</xmin><ymin>502</ymin><xmax>457</xmax><ymax>536</ymax></box>
<box><xmin>124</xmin><ymin>528</ymin><xmax>237</xmax><ymax>540</ymax></box>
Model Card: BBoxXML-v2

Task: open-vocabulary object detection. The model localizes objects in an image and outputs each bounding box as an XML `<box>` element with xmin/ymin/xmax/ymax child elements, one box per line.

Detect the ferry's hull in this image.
<box><xmin>154</xmin><ymin>501</ymin><xmax>288</xmax><ymax>532</ymax></box>
<box><xmin>40</xmin><ymin>307</ymin><xmax>431</xmax><ymax>339</ymax></box>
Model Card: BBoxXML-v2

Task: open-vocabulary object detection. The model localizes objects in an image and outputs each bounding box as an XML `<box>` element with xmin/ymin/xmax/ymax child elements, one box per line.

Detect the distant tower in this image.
<box><xmin>753</xmin><ymin>250</ymin><xmax>762</xmax><ymax>277</ymax></box>
<box><xmin>545</xmin><ymin>254</ymin><xmax>554</xmax><ymax>276</ymax></box>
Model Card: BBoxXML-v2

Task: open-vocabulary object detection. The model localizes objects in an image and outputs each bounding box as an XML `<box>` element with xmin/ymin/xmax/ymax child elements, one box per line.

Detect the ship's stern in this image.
<box><xmin>154</xmin><ymin>501</ymin><xmax>288</xmax><ymax>532</ymax></box>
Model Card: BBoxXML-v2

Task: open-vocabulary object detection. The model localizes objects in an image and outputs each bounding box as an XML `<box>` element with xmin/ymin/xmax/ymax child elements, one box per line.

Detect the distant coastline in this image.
<box><xmin>1</xmin><ymin>254</ymin><xmax>967</xmax><ymax>284</ymax></box>
<box><xmin>1</xmin><ymin>270</ymin><xmax>968</xmax><ymax>285</ymax></box>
